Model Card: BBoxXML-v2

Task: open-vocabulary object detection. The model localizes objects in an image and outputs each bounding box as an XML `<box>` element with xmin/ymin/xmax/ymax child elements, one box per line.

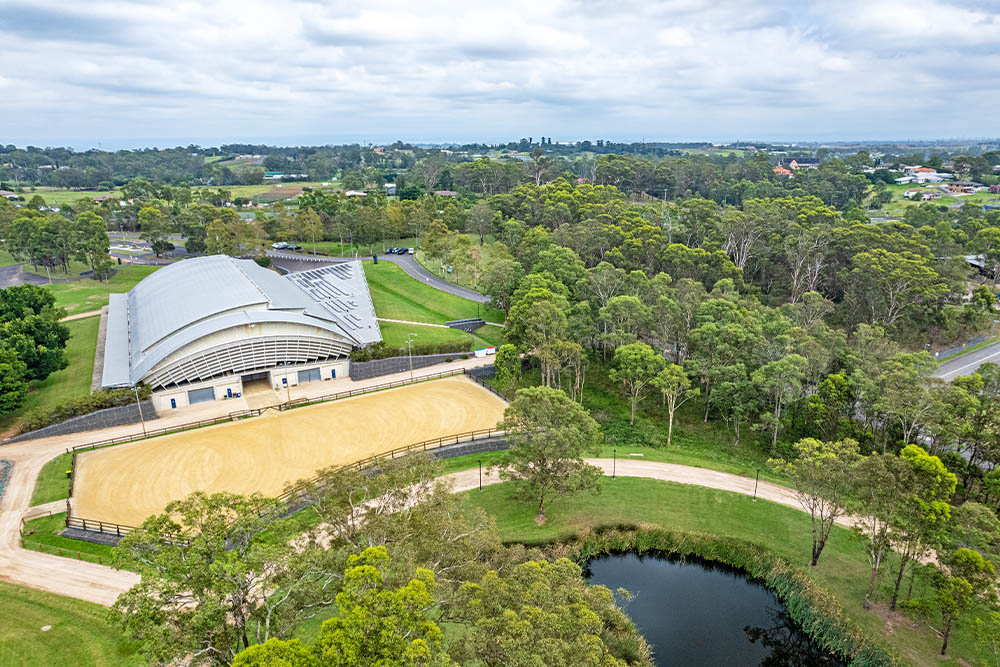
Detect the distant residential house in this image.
<box><xmin>576</xmin><ymin>177</ymin><xmax>590</xmax><ymax>184</ymax></box>
<box><xmin>989</xmin><ymin>184</ymin><xmax>1000</xmax><ymax>194</ymax></box>
<box><xmin>895</xmin><ymin>176</ymin><xmax>916</xmax><ymax>185</ymax></box>
<box><xmin>434</xmin><ymin>190</ymin><xmax>458</xmax><ymax>197</ymax></box>
<box><xmin>92</xmin><ymin>194</ymin><xmax>118</xmax><ymax>203</ymax></box>
<box><xmin>910</xmin><ymin>166</ymin><xmax>937</xmax><ymax>174</ymax></box>
<box><xmin>38</xmin><ymin>164</ymin><xmax>55</xmax><ymax>169</ymax></box>
<box><xmin>0</xmin><ymin>190</ymin><xmax>18</xmax><ymax>200</ymax></box>
<box><xmin>784</xmin><ymin>157</ymin><xmax>820</xmax><ymax>170</ymax></box>
<box><xmin>773</xmin><ymin>166</ymin><xmax>793</xmax><ymax>178</ymax></box>
<box><xmin>905</xmin><ymin>189</ymin><xmax>941</xmax><ymax>201</ymax></box>
<box><xmin>345</xmin><ymin>190</ymin><xmax>367</xmax><ymax>197</ymax></box>
<box><xmin>947</xmin><ymin>181</ymin><xmax>985</xmax><ymax>193</ymax></box>
<box><xmin>383</xmin><ymin>183</ymin><xmax>397</xmax><ymax>195</ymax></box>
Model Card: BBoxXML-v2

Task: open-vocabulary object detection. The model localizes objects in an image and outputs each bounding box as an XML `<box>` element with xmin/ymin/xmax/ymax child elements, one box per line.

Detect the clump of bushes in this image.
<box><xmin>351</xmin><ymin>340</ymin><xmax>474</xmax><ymax>362</ymax></box>
<box><xmin>17</xmin><ymin>385</ymin><xmax>153</xmax><ymax>434</ymax></box>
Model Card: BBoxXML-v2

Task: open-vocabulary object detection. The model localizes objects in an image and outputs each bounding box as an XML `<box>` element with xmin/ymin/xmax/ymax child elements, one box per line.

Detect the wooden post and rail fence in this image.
<box><xmin>62</xmin><ymin>366</ymin><xmax>504</xmax><ymax>540</ymax></box>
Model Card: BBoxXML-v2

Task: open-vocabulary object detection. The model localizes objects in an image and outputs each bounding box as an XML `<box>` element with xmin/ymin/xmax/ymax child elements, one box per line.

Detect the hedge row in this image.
<box><xmin>547</xmin><ymin>527</ymin><xmax>900</xmax><ymax>667</ymax></box>
<box><xmin>350</xmin><ymin>340</ymin><xmax>473</xmax><ymax>362</ymax></box>
<box><xmin>16</xmin><ymin>386</ymin><xmax>153</xmax><ymax>434</ymax></box>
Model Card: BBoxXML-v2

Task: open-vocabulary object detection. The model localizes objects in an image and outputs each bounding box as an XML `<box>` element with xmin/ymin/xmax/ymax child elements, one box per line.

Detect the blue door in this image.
<box><xmin>331</xmin><ymin>368</ymin><xmax>336</xmax><ymax>379</ymax></box>
<box><xmin>170</xmin><ymin>398</ymin><xmax>176</xmax><ymax>409</ymax></box>
<box><xmin>282</xmin><ymin>377</ymin><xmax>287</xmax><ymax>386</ymax></box>
<box><xmin>227</xmin><ymin>388</ymin><xmax>233</xmax><ymax>398</ymax></box>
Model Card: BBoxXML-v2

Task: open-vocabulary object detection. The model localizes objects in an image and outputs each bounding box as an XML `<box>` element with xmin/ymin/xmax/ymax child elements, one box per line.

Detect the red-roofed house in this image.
<box><xmin>773</xmin><ymin>167</ymin><xmax>792</xmax><ymax>177</ymax></box>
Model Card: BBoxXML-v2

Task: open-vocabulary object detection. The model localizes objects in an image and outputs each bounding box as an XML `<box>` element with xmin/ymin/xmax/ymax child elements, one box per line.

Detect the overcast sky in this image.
<box><xmin>1</xmin><ymin>0</ymin><xmax>998</xmax><ymax>149</ymax></box>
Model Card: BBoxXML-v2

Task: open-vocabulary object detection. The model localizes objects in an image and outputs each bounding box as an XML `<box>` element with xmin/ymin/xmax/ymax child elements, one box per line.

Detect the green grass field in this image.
<box><xmin>0</xmin><ymin>248</ymin><xmax>18</xmax><ymax>268</ymax></box>
<box><xmin>870</xmin><ymin>183</ymin><xmax>1000</xmax><ymax>217</ymax></box>
<box><xmin>0</xmin><ymin>580</ymin><xmax>142</xmax><ymax>667</ymax></box>
<box><xmin>20</xmin><ymin>187</ymin><xmax>123</xmax><ymax>207</ymax></box>
<box><xmin>376</xmin><ymin>321</ymin><xmax>498</xmax><ymax>351</ymax></box>
<box><xmin>467</xmin><ymin>478</ymin><xmax>985</xmax><ymax>667</ymax></box>
<box><xmin>1</xmin><ymin>315</ymin><xmax>99</xmax><ymax>429</ymax></box>
<box><xmin>47</xmin><ymin>265</ymin><xmax>159</xmax><ymax>316</ymax></box>
<box><xmin>363</xmin><ymin>260</ymin><xmax>504</xmax><ymax>324</ymax></box>
<box><xmin>20</xmin><ymin>513</ymin><xmax>116</xmax><ymax>565</ymax></box>
<box><xmin>30</xmin><ymin>452</ymin><xmax>73</xmax><ymax>506</ymax></box>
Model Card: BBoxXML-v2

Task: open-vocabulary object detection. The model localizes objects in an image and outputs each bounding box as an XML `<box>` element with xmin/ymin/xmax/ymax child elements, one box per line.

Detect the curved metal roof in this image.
<box><xmin>102</xmin><ymin>255</ymin><xmax>380</xmax><ymax>388</ymax></box>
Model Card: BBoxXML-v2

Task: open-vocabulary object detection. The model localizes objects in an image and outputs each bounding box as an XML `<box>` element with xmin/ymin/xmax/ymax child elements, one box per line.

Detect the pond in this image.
<box><xmin>586</xmin><ymin>552</ymin><xmax>844</xmax><ymax>666</ymax></box>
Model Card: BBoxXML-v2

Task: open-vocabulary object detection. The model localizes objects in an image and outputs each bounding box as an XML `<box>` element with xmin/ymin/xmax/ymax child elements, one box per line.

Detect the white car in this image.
<box><xmin>272</xmin><ymin>242</ymin><xmax>288</xmax><ymax>249</ymax></box>
<box><xmin>407</xmin><ymin>248</ymin><xmax>415</xmax><ymax>254</ymax></box>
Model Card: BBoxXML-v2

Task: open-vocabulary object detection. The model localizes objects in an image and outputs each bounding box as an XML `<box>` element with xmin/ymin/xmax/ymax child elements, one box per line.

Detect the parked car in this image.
<box><xmin>386</xmin><ymin>247</ymin><xmax>398</xmax><ymax>254</ymax></box>
<box><xmin>272</xmin><ymin>242</ymin><xmax>288</xmax><ymax>249</ymax></box>
<box><xmin>286</xmin><ymin>243</ymin><xmax>301</xmax><ymax>250</ymax></box>
<box><xmin>407</xmin><ymin>248</ymin><xmax>415</xmax><ymax>254</ymax></box>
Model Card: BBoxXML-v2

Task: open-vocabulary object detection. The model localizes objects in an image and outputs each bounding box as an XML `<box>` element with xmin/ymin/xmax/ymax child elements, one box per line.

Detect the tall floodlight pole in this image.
<box><xmin>406</xmin><ymin>333</ymin><xmax>418</xmax><ymax>381</ymax></box>
<box><xmin>133</xmin><ymin>385</ymin><xmax>147</xmax><ymax>437</ymax></box>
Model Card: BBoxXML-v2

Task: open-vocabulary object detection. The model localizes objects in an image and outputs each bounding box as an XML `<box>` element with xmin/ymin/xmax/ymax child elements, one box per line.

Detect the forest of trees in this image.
<box><xmin>5</xmin><ymin>142</ymin><xmax>1000</xmax><ymax>663</ymax></box>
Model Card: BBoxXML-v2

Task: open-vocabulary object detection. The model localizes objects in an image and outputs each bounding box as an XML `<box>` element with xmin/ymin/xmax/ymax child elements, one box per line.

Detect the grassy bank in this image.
<box><xmin>1</xmin><ymin>315</ymin><xmax>100</xmax><ymax>429</ymax></box>
<box><xmin>30</xmin><ymin>452</ymin><xmax>73</xmax><ymax>506</ymax></box>
<box><xmin>464</xmin><ymin>478</ymin><xmax>986</xmax><ymax>666</ymax></box>
<box><xmin>0</xmin><ymin>580</ymin><xmax>142</xmax><ymax>667</ymax></box>
<box><xmin>362</xmin><ymin>260</ymin><xmax>504</xmax><ymax>324</ymax></box>
<box><xmin>20</xmin><ymin>513</ymin><xmax>116</xmax><ymax>565</ymax></box>
<box><xmin>47</xmin><ymin>264</ymin><xmax>159</xmax><ymax>316</ymax></box>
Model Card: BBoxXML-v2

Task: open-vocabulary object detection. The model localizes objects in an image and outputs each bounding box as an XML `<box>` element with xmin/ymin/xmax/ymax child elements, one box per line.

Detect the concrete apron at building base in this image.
<box><xmin>151</xmin><ymin>359</ymin><xmax>351</xmax><ymax>411</ymax></box>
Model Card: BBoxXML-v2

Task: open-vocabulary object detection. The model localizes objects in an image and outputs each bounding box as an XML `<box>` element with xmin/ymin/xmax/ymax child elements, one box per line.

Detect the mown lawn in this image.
<box><xmin>47</xmin><ymin>264</ymin><xmax>160</xmax><ymax>316</ymax></box>
<box><xmin>0</xmin><ymin>248</ymin><xmax>18</xmax><ymax>268</ymax></box>
<box><xmin>0</xmin><ymin>580</ymin><xmax>142</xmax><ymax>666</ymax></box>
<box><xmin>363</xmin><ymin>260</ymin><xmax>504</xmax><ymax>324</ymax></box>
<box><xmin>30</xmin><ymin>452</ymin><xmax>73</xmax><ymax>506</ymax></box>
<box><xmin>1</xmin><ymin>315</ymin><xmax>99</xmax><ymax>429</ymax></box>
<box><xmin>19</xmin><ymin>513</ymin><xmax>116</xmax><ymax>566</ymax></box>
<box><xmin>465</xmin><ymin>478</ymin><xmax>987</xmax><ymax>667</ymax></box>
<box><xmin>376</xmin><ymin>320</ymin><xmax>483</xmax><ymax>348</ymax></box>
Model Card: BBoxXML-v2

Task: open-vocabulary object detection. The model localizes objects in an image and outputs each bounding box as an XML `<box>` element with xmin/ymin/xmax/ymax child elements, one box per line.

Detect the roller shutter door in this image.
<box><xmin>187</xmin><ymin>387</ymin><xmax>216</xmax><ymax>404</ymax></box>
<box><xmin>297</xmin><ymin>368</ymin><xmax>321</xmax><ymax>384</ymax></box>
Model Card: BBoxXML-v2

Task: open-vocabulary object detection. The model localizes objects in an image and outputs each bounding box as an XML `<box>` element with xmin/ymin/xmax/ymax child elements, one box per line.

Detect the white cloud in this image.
<box><xmin>0</xmin><ymin>0</ymin><xmax>997</xmax><ymax>147</ymax></box>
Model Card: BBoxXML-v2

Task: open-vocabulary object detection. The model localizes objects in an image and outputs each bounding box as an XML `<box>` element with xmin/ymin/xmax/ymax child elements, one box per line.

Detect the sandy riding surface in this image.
<box><xmin>73</xmin><ymin>377</ymin><xmax>507</xmax><ymax>526</ymax></box>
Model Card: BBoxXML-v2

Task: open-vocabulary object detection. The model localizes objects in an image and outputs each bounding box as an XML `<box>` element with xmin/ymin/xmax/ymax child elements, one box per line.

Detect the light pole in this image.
<box><xmin>612</xmin><ymin>448</ymin><xmax>616</xmax><ymax>479</ymax></box>
<box><xmin>406</xmin><ymin>333</ymin><xmax>418</xmax><ymax>381</ymax></box>
<box><xmin>478</xmin><ymin>459</ymin><xmax>482</xmax><ymax>490</ymax></box>
<box><xmin>753</xmin><ymin>468</ymin><xmax>760</xmax><ymax>502</ymax></box>
<box><xmin>133</xmin><ymin>385</ymin><xmax>147</xmax><ymax>437</ymax></box>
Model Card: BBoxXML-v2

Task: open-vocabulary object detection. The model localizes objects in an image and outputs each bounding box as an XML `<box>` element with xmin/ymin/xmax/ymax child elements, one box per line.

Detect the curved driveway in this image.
<box><xmin>1</xmin><ymin>442</ymin><xmax>816</xmax><ymax>606</ymax></box>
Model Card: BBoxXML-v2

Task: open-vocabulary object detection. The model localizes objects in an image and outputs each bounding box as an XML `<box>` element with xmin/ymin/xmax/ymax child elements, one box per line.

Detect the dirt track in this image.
<box><xmin>73</xmin><ymin>377</ymin><xmax>507</xmax><ymax>526</ymax></box>
<box><xmin>2</xmin><ymin>456</ymin><xmax>821</xmax><ymax>607</ymax></box>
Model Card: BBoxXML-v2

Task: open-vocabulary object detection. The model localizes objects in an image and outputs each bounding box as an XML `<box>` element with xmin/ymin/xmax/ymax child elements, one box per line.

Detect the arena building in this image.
<box><xmin>101</xmin><ymin>255</ymin><xmax>381</xmax><ymax>410</ymax></box>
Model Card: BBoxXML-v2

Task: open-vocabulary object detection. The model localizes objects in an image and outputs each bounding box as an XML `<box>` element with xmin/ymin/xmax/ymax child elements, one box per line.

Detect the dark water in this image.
<box><xmin>586</xmin><ymin>553</ymin><xmax>845</xmax><ymax>667</ymax></box>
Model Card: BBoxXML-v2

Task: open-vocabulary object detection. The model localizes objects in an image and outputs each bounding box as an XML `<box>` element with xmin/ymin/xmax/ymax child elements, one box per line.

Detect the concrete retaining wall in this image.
<box><xmin>6</xmin><ymin>400</ymin><xmax>158</xmax><ymax>443</ymax></box>
<box><xmin>349</xmin><ymin>352</ymin><xmax>473</xmax><ymax>380</ymax></box>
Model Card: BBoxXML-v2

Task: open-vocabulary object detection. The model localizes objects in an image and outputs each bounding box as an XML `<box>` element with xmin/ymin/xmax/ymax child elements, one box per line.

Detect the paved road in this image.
<box><xmin>935</xmin><ymin>340</ymin><xmax>1000</xmax><ymax>380</ymax></box>
<box><xmin>0</xmin><ymin>264</ymin><xmax>49</xmax><ymax>288</ymax></box>
<box><xmin>377</xmin><ymin>253</ymin><xmax>489</xmax><ymax>303</ymax></box>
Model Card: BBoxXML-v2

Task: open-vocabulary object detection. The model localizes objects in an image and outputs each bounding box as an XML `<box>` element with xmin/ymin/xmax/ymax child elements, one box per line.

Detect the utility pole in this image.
<box><xmin>406</xmin><ymin>333</ymin><xmax>418</xmax><ymax>381</ymax></box>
